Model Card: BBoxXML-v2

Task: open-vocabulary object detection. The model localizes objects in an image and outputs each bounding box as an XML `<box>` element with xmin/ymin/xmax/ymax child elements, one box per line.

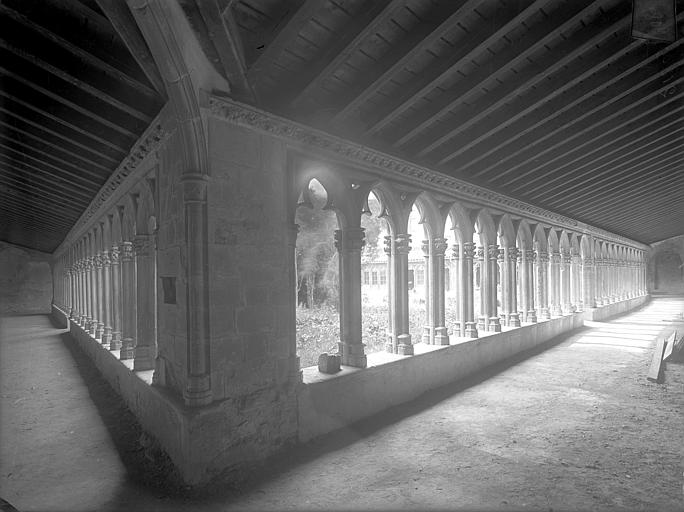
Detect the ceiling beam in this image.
<box><xmin>522</xmin><ymin>116</ymin><xmax>684</xmax><ymax>197</ymax></box>
<box><xmin>0</xmin><ymin>138</ymin><xmax>106</xmax><ymax>183</ymax></box>
<box><xmin>487</xmin><ymin>74</ymin><xmax>684</xmax><ymax>186</ymax></box>
<box><xmin>0</xmin><ymin>186</ymin><xmax>85</xmax><ymax>215</ymax></box>
<box><xmin>288</xmin><ymin>0</ymin><xmax>404</xmax><ymax>110</ymax></box>
<box><xmin>0</xmin><ymin>193</ymin><xmax>83</xmax><ymax>220</ymax></box>
<box><xmin>0</xmin><ymin>92</ymin><xmax>129</xmax><ymax>156</ymax></box>
<box><xmin>0</xmin><ymin>209</ymin><xmax>74</xmax><ymax>232</ymax></box>
<box><xmin>0</xmin><ymin>166</ymin><xmax>94</xmax><ymax>203</ymax></box>
<box><xmin>389</xmin><ymin>0</ymin><xmax>615</xmax><ymax>148</ymax></box>
<box><xmin>246</xmin><ymin>0</ymin><xmax>321</xmax><ymax>95</ymax></box>
<box><xmin>415</xmin><ymin>12</ymin><xmax>632</xmax><ymax>158</ymax></box>
<box><xmin>0</xmin><ymin>126</ymin><xmax>111</xmax><ymax>173</ymax></box>
<box><xmin>330</xmin><ymin>0</ymin><xmax>484</xmax><ymax>126</ymax></box>
<box><xmin>0</xmin><ymin>110</ymin><xmax>119</xmax><ymax>165</ymax></box>
<box><xmin>193</xmin><ymin>0</ymin><xmax>255</xmax><ymax>102</ymax></box>
<box><xmin>94</xmin><ymin>0</ymin><xmax>166</xmax><ymax>96</ymax></box>
<box><xmin>0</xmin><ymin>176</ymin><xmax>90</xmax><ymax>209</ymax></box>
<box><xmin>364</xmin><ymin>0</ymin><xmax>549</xmax><ymax>136</ymax></box>
<box><xmin>0</xmin><ymin>4</ymin><xmax>159</xmax><ymax>100</ymax></box>
<box><xmin>0</xmin><ymin>157</ymin><xmax>98</xmax><ymax>196</ymax></box>
<box><xmin>0</xmin><ymin>67</ymin><xmax>140</xmax><ymax>139</ymax></box>
<box><xmin>450</xmin><ymin>38</ymin><xmax>683</xmax><ymax>172</ymax></box>
<box><xmin>0</xmin><ymin>39</ymin><xmax>154</xmax><ymax>123</ymax></box>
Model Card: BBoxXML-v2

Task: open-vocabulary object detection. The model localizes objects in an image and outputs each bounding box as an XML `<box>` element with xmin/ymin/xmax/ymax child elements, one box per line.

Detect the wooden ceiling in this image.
<box><xmin>1</xmin><ymin>0</ymin><xmax>682</xmax><ymax>253</ymax></box>
<box><xmin>0</xmin><ymin>0</ymin><xmax>164</xmax><ymax>253</ymax></box>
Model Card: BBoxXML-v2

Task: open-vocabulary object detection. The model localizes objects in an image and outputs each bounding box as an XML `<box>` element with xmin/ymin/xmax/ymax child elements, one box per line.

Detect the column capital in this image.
<box><xmin>334</xmin><ymin>228</ymin><xmax>365</xmax><ymax>252</ymax></box>
<box><xmin>451</xmin><ymin>245</ymin><xmax>460</xmax><ymax>260</ymax></box>
<box><xmin>523</xmin><ymin>248</ymin><xmax>535</xmax><ymax>261</ymax></box>
<box><xmin>84</xmin><ymin>257</ymin><xmax>94</xmax><ymax>270</ymax></box>
<box><xmin>476</xmin><ymin>246</ymin><xmax>485</xmax><ymax>261</ymax></box>
<box><xmin>121</xmin><ymin>241</ymin><xmax>135</xmax><ymax>262</ymax></box>
<box><xmin>549</xmin><ymin>251</ymin><xmax>561</xmax><ymax>263</ymax></box>
<box><xmin>583</xmin><ymin>257</ymin><xmax>594</xmax><ymax>266</ymax></box>
<box><xmin>180</xmin><ymin>173</ymin><xmax>209</xmax><ymax>203</ymax></box>
<box><xmin>432</xmin><ymin>237</ymin><xmax>448</xmax><ymax>256</ymax></box>
<box><xmin>101</xmin><ymin>250</ymin><xmax>111</xmax><ymax>267</ymax></box>
<box><xmin>508</xmin><ymin>247</ymin><xmax>519</xmax><ymax>262</ymax></box>
<box><xmin>462</xmin><ymin>241</ymin><xmax>476</xmax><ymax>260</ymax></box>
<box><xmin>488</xmin><ymin>244</ymin><xmax>499</xmax><ymax>260</ymax></box>
<box><xmin>133</xmin><ymin>234</ymin><xmax>154</xmax><ymax>257</ymax></box>
<box><xmin>537</xmin><ymin>250</ymin><xmax>549</xmax><ymax>263</ymax></box>
<box><xmin>394</xmin><ymin>234</ymin><xmax>411</xmax><ymax>255</ymax></box>
<box><xmin>110</xmin><ymin>245</ymin><xmax>121</xmax><ymax>265</ymax></box>
<box><xmin>93</xmin><ymin>253</ymin><xmax>103</xmax><ymax>269</ymax></box>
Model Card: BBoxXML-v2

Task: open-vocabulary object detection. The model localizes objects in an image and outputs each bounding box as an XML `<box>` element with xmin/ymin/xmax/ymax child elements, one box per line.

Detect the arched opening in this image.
<box><xmin>407</xmin><ymin>203</ymin><xmax>427</xmax><ymax>344</ymax></box>
<box><xmin>444</xmin><ymin>215</ymin><xmax>460</xmax><ymax>334</ymax></box>
<box><xmin>360</xmin><ymin>189</ymin><xmax>390</xmax><ymax>355</ymax></box>
<box><xmin>294</xmin><ymin>178</ymin><xmax>340</xmax><ymax>368</ymax></box>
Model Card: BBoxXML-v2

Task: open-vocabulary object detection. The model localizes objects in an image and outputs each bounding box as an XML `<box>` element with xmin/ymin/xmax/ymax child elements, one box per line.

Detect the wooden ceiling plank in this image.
<box><xmin>0</xmin><ymin>187</ymin><xmax>85</xmax><ymax>215</ymax></box>
<box><xmin>550</xmin><ymin>150</ymin><xmax>684</xmax><ymax>210</ymax></box>
<box><xmin>0</xmin><ymin>167</ymin><xmax>94</xmax><ymax>203</ymax></box>
<box><xmin>489</xmin><ymin>73</ymin><xmax>684</xmax><ymax>188</ymax></box>
<box><xmin>94</xmin><ymin>0</ymin><xmax>166</xmax><ymax>96</ymax></box>
<box><xmin>0</xmin><ymin>158</ymin><xmax>97</xmax><ymax>197</ymax></box>
<box><xmin>0</xmin><ymin>193</ymin><xmax>83</xmax><ymax>219</ymax></box>
<box><xmin>0</xmin><ymin>145</ymin><xmax>104</xmax><ymax>188</ymax></box>
<box><xmin>0</xmin><ymin>4</ymin><xmax>159</xmax><ymax>100</ymax></box>
<box><xmin>0</xmin><ymin>176</ymin><xmax>90</xmax><ymax>209</ymax></box>
<box><xmin>416</xmin><ymin>14</ymin><xmax>632</xmax><ymax>159</ymax></box>
<box><xmin>390</xmin><ymin>0</ymin><xmax>617</xmax><ymax>149</ymax></box>
<box><xmin>246</xmin><ymin>0</ymin><xmax>321</xmax><ymax>90</ymax></box>
<box><xmin>460</xmin><ymin>44</ymin><xmax>684</xmax><ymax>177</ymax></box>
<box><xmin>0</xmin><ymin>39</ymin><xmax>154</xmax><ymax>123</ymax></box>
<box><xmin>289</xmin><ymin>0</ymin><xmax>403</xmax><ymax>110</ymax></box>
<box><xmin>0</xmin><ymin>209</ymin><xmax>74</xmax><ymax>230</ymax></box>
<box><xmin>0</xmin><ymin>126</ymin><xmax>111</xmax><ymax>173</ymax></box>
<box><xmin>588</xmin><ymin>187</ymin><xmax>684</xmax><ymax>229</ymax></box>
<box><xmin>0</xmin><ymin>92</ymin><xmax>129</xmax><ymax>155</ymax></box>
<box><xmin>329</xmin><ymin>0</ymin><xmax>485</xmax><ymax>126</ymax></box>
<box><xmin>0</xmin><ymin>110</ymin><xmax>119</xmax><ymax>165</ymax></box>
<box><xmin>449</xmin><ymin>29</ymin><xmax>684</xmax><ymax>169</ymax></box>
<box><xmin>0</xmin><ymin>138</ymin><xmax>106</xmax><ymax>183</ymax></box>
<box><xmin>524</xmin><ymin>121</ymin><xmax>684</xmax><ymax>199</ymax></box>
<box><xmin>364</xmin><ymin>0</ymin><xmax>550</xmax><ymax>136</ymax></box>
<box><xmin>193</xmin><ymin>0</ymin><xmax>255</xmax><ymax>102</ymax></box>
<box><xmin>0</xmin><ymin>67</ymin><xmax>140</xmax><ymax>139</ymax></box>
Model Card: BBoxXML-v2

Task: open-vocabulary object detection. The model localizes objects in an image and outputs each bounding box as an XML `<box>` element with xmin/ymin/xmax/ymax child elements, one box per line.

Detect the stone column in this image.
<box><xmin>582</xmin><ymin>257</ymin><xmax>596</xmax><ymax>308</ymax></box>
<box><xmin>536</xmin><ymin>250</ymin><xmax>550</xmax><ymax>320</ymax></box>
<box><xmin>120</xmin><ymin>241</ymin><xmax>136</xmax><ymax>360</ymax></box>
<box><xmin>101</xmin><ymin>250</ymin><xmax>113</xmax><ymax>346</ymax></box>
<box><xmin>384</xmin><ymin>235</ymin><xmax>395</xmax><ymax>353</ymax></box>
<box><xmin>334</xmin><ymin>228</ymin><xmax>367</xmax><ymax>368</ymax></box>
<box><xmin>487</xmin><ymin>244</ymin><xmax>501</xmax><ymax>331</ymax></box>
<box><xmin>394</xmin><ymin>234</ymin><xmax>413</xmax><ymax>355</ymax></box>
<box><xmin>549</xmin><ymin>252</ymin><xmax>562</xmax><ymax>317</ymax></box>
<box><xmin>133</xmin><ymin>234</ymin><xmax>157</xmax><ymax>371</ymax></box>
<box><xmin>110</xmin><ymin>245</ymin><xmax>123</xmax><ymax>350</ymax></box>
<box><xmin>68</xmin><ymin>265</ymin><xmax>77</xmax><ymax>320</ymax></box>
<box><xmin>508</xmin><ymin>247</ymin><xmax>520</xmax><ymax>327</ymax></box>
<box><xmin>94</xmin><ymin>252</ymin><xmax>105</xmax><ymax>339</ymax></box>
<box><xmin>421</xmin><ymin>239</ymin><xmax>432</xmax><ymax>344</ymax></box>
<box><xmin>87</xmin><ymin>256</ymin><xmax>97</xmax><ymax>335</ymax></box>
<box><xmin>500</xmin><ymin>247</ymin><xmax>509</xmax><ymax>325</ymax></box>
<box><xmin>560</xmin><ymin>250</ymin><xmax>572</xmax><ymax>314</ymax></box>
<box><xmin>476</xmin><ymin>245</ymin><xmax>487</xmax><ymax>331</ymax></box>
<box><xmin>462</xmin><ymin>242</ymin><xmax>478</xmax><ymax>338</ymax></box>
<box><xmin>451</xmin><ymin>246</ymin><xmax>461</xmax><ymax>335</ymax></box>
<box><xmin>181</xmin><ymin>174</ymin><xmax>212</xmax><ymax>406</ymax></box>
<box><xmin>79</xmin><ymin>258</ymin><xmax>87</xmax><ymax>325</ymax></box>
<box><xmin>432</xmin><ymin>238</ymin><xmax>449</xmax><ymax>345</ymax></box>
<box><xmin>522</xmin><ymin>249</ymin><xmax>536</xmax><ymax>323</ymax></box>
<box><xmin>571</xmin><ymin>253</ymin><xmax>582</xmax><ymax>311</ymax></box>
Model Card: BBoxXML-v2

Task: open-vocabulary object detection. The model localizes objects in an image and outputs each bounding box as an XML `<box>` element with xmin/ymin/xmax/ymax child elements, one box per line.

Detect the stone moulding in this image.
<box><xmin>208</xmin><ymin>95</ymin><xmax>647</xmax><ymax>250</ymax></box>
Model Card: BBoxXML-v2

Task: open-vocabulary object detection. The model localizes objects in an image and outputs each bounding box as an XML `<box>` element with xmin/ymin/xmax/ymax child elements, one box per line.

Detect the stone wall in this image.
<box><xmin>0</xmin><ymin>242</ymin><xmax>52</xmax><ymax>315</ymax></box>
<box><xmin>648</xmin><ymin>235</ymin><xmax>684</xmax><ymax>293</ymax></box>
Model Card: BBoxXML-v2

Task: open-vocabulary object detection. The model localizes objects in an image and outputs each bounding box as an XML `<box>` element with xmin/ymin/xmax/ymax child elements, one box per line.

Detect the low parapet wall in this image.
<box><xmin>52</xmin><ymin>294</ymin><xmax>650</xmax><ymax>485</ymax></box>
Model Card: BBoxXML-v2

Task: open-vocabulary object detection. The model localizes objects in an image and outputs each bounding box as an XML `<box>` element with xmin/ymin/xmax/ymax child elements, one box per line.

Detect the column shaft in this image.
<box><xmin>134</xmin><ymin>234</ymin><xmax>157</xmax><ymax>371</ymax></box>
<box><xmin>120</xmin><ymin>242</ymin><xmax>137</xmax><ymax>360</ymax></box>
<box><xmin>110</xmin><ymin>245</ymin><xmax>123</xmax><ymax>350</ymax></box>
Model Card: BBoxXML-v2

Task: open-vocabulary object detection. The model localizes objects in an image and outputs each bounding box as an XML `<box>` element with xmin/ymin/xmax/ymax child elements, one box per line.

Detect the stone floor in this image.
<box><xmin>1</xmin><ymin>298</ymin><xmax>683</xmax><ymax>511</ymax></box>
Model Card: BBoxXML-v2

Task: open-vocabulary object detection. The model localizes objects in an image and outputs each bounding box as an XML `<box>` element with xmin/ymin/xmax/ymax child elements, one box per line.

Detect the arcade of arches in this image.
<box><xmin>2</xmin><ymin>0</ymin><xmax>682</xmax><ymax>492</ymax></box>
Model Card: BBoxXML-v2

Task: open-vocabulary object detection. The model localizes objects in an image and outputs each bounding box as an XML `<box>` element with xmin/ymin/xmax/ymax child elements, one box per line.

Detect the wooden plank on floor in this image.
<box><xmin>646</xmin><ymin>335</ymin><xmax>667</xmax><ymax>383</ymax></box>
<box><xmin>663</xmin><ymin>331</ymin><xmax>677</xmax><ymax>361</ymax></box>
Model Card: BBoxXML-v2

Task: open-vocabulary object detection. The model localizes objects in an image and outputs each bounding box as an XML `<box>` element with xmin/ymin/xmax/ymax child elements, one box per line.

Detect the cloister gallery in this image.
<box><xmin>1</xmin><ymin>0</ymin><xmax>683</xmax><ymax>506</ymax></box>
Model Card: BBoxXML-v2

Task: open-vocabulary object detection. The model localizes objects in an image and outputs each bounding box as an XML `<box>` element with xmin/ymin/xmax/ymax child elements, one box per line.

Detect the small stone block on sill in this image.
<box><xmin>318</xmin><ymin>353</ymin><xmax>341</xmax><ymax>374</ymax></box>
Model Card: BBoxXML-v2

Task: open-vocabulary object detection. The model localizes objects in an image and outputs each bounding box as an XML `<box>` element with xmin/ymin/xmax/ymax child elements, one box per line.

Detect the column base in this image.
<box><xmin>183</xmin><ymin>375</ymin><xmax>212</xmax><ymax>407</ymax></box>
<box><xmin>550</xmin><ymin>305</ymin><xmax>562</xmax><ymax>317</ymax></box>
<box><xmin>539</xmin><ymin>308</ymin><xmax>550</xmax><ymax>320</ymax></box>
<box><xmin>464</xmin><ymin>322</ymin><xmax>478</xmax><ymax>338</ymax></box>
<box><xmin>101</xmin><ymin>326</ymin><xmax>112</xmax><ymax>347</ymax></box>
<box><xmin>562</xmin><ymin>304</ymin><xmax>574</xmax><ymax>315</ymax></box>
<box><xmin>477</xmin><ymin>316</ymin><xmax>487</xmax><ymax>331</ymax></box>
<box><xmin>95</xmin><ymin>322</ymin><xmax>104</xmax><ymax>340</ymax></box>
<box><xmin>526</xmin><ymin>310</ymin><xmax>537</xmax><ymax>323</ymax></box>
<box><xmin>397</xmin><ymin>334</ymin><xmax>413</xmax><ymax>355</ymax></box>
<box><xmin>422</xmin><ymin>325</ymin><xmax>433</xmax><ymax>345</ymax></box>
<box><xmin>69</xmin><ymin>309</ymin><xmax>76</xmax><ymax>321</ymax></box>
<box><xmin>339</xmin><ymin>341</ymin><xmax>367</xmax><ymax>368</ymax></box>
<box><xmin>134</xmin><ymin>345</ymin><xmax>156</xmax><ymax>371</ymax></box>
<box><xmin>110</xmin><ymin>331</ymin><xmax>122</xmax><ymax>350</ymax></box>
<box><xmin>120</xmin><ymin>337</ymin><xmax>135</xmax><ymax>360</ymax></box>
<box><xmin>88</xmin><ymin>320</ymin><xmax>97</xmax><ymax>336</ymax></box>
<box><xmin>487</xmin><ymin>317</ymin><xmax>501</xmax><ymax>332</ymax></box>
<box><xmin>434</xmin><ymin>326</ymin><xmax>449</xmax><ymax>345</ymax></box>
<box><xmin>508</xmin><ymin>313</ymin><xmax>521</xmax><ymax>327</ymax></box>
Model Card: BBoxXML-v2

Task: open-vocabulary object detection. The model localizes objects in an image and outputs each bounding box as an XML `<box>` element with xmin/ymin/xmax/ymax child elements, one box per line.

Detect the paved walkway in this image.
<box><xmin>1</xmin><ymin>298</ymin><xmax>683</xmax><ymax>511</ymax></box>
